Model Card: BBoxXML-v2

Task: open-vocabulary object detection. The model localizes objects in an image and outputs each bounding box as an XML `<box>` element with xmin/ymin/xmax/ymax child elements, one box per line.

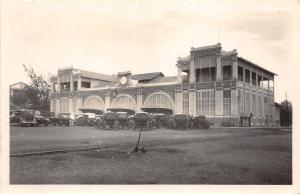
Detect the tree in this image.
<box><xmin>22</xmin><ymin>64</ymin><xmax>51</xmax><ymax>111</ymax></box>
<box><xmin>280</xmin><ymin>100</ymin><xmax>292</xmax><ymax>126</ymax></box>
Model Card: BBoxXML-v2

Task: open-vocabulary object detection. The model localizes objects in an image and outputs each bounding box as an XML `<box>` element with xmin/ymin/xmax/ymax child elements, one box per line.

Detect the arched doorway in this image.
<box><xmin>143</xmin><ymin>92</ymin><xmax>175</xmax><ymax>114</ymax></box>
<box><xmin>110</xmin><ymin>94</ymin><xmax>137</xmax><ymax>111</ymax></box>
<box><xmin>82</xmin><ymin>96</ymin><xmax>105</xmax><ymax>112</ymax></box>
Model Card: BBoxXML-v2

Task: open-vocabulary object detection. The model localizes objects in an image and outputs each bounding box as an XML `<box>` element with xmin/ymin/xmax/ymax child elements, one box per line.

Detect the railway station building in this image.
<box><xmin>49</xmin><ymin>43</ymin><xmax>278</xmax><ymax>126</ymax></box>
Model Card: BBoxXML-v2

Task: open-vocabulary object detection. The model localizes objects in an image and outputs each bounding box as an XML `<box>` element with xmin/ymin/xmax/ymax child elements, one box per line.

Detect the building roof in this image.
<box><xmin>149</xmin><ymin>76</ymin><xmax>177</xmax><ymax>83</ymax></box>
<box><xmin>9</xmin><ymin>82</ymin><xmax>29</xmax><ymax>90</ymax></box>
<box><xmin>190</xmin><ymin>43</ymin><xmax>221</xmax><ymax>52</ymax></box>
<box><xmin>51</xmin><ymin>68</ymin><xmax>117</xmax><ymax>82</ymax></box>
<box><xmin>238</xmin><ymin>57</ymin><xmax>277</xmax><ymax>76</ymax></box>
<box><xmin>131</xmin><ymin>72</ymin><xmax>164</xmax><ymax>81</ymax></box>
<box><xmin>78</xmin><ymin>69</ymin><xmax>116</xmax><ymax>82</ymax></box>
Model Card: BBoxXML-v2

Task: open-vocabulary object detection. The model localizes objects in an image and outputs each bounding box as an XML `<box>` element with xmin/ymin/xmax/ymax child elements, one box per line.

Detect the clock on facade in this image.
<box><xmin>120</xmin><ymin>76</ymin><xmax>127</xmax><ymax>85</ymax></box>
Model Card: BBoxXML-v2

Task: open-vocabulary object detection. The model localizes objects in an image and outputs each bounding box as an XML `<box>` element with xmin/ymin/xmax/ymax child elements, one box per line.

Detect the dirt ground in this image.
<box><xmin>10</xmin><ymin>126</ymin><xmax>292</xmax><ymax>184</ymax></box>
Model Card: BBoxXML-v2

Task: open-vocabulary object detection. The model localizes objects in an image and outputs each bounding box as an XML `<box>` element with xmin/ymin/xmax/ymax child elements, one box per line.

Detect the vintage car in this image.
<box><xmin>190</xmin><ymin>115</ymin><xmax>210</xmax><ymax>129</ymax></box>
<box><xmin>170</xmin><ymin>114</ymin><xmax>191</xmax><ymax>129</ymax></box>
<box><xmin>35</xmin><ymin>116</ymin><xmax>50</xmax><ymax>126</ymax></box>
<box><xmin>74</xmin><ymin>113</ymin><xmax>89</xmax><ymax>126</ymax></box>
<box><xmin>131</xmin><ymin>112</ymin><xmax>151</xmax><ymax>129</ymax></box>
<box><xmin>102</xmin><ymin>111</ymin><xmax>119</xmax><ymax>129</ymax></box>
<box><xmin>153</xmin><ymin>113</ymin><xmax>171</xmax><ymax>128</ymax></box>
<box><xmin>49</xmin><ymin>113</ymin><xmax>75</xmax><ymax>127</ymax></box>
<box><xmin>10</xmin><ymin>109</ymin><xmax>37</xmax><ymax>127</ymax></box>
<box><xmin>141</xmin><ymin>108</ymin><xmax>173</xmax><ymax>129</ymax></box>
<box><xmin>117</xmin><ymin>112</ymin><xmax>130</xmax><ymax>129</ymax></box>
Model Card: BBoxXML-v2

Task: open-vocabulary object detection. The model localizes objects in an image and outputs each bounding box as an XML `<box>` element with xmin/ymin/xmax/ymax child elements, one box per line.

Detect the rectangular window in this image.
<box><xmin>223</xmin><ymin>65</ymin><xmax>232</xmax><ymax>80</ymax></box>
<box><xmin>245</xmin><ymin>69</ymin><xmax>250</xmax><ymax>84</ymax></box>
<box><xmin>252</xmin><ymin>72</ymin><xmax>257</xmax><ymax>86</ymax></box>
<box><xmin>60</xmin><ymin>98</ymin><xmax>69</xmax><ymax>113</ymax></box>
<box><xmin>196</xmin><ymin>67</ymin><xmax>216</xmax><ymax>83</ymax></box>
<box><xmin>61</xmin><ymin>82</ymin><xmax>70</xmax><ymax>92</ymax></box>
<box><xmin>81</xmin><ymin>81</ymin><xmax>91</xmax><ymax>88</ymax></box>
<box><xmin>223</xmin><ymin>90</ymin><xmax>231</xmax><ymax>116</ymax></box>
<box><xmin>238</xmin><ymin>66</ymin><xmax>243</xmax><ymax>81</ymax></box>
<box><xmin>73</xmin><ymin>98</ymin><xmax>77</xmax><ymax>113</ymax></box>
<box><xmin>258</xmin><ymin>75</ymin><xmax>262</xmax><ymax>87</ymax></box>
<box><xmin>54</xmin><ymin>83</ymin><xmax>58</xmax><ymax>92</ymax></box>
<box><xmin>182</xmin><ymin>92</ymin><xmax>189</xmax><ymax>115</ymax></box>
<box><xmin>211</xmin><ymin>67</ymin><xmax>216</xmax><ymax>81</ymax></box>
<box><xmin>264</xmin><ymin>96</ymin><xmax>268</xmax><ymax>103</ymax></box>
<box><xmin>73</xmin><ymin>81</ymin><xmax>78</xmax><ymax>91</ymax></box>
<box><xmin>196</xmin><ymin>90</ymin><xmax>215</xmax><ymax>116</ymax></box>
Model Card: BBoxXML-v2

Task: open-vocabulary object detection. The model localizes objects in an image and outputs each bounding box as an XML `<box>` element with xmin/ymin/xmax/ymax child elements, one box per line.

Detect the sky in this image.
<box><xmin>1</xmin><ymin>1</ymin><xmax>300</xmax><ymax>103</ymax></box>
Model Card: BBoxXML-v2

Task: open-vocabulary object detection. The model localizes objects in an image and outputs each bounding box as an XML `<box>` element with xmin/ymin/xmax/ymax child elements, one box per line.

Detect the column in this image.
<box><xmin>104</xmin><ymin>90</ymin><xmax>111</xmax><ymax>112</ymax></box>
<box><xmin>78</xmin><ymin>76</ymin><xmax>82</xmax><ymax>91</ymax></box>
<box><xmin>215</xmin><ymin>90</ymin><xmax>223</xmax><ymax>116</ymax></box>
<box><xmin>70</xmin><ymin>74</ymin><xmax>74</xmax><ymax>92</ymax></box>
<box><xmin>51</xmin><ymin>82</ymin><xmax>55</xmax><ymax>93</ymax></box>
<box><xmin>232</xmin><ymin>55</ymin><xmax>238</xmax><ymax>80</ymax></box>
<box><xmin>76</xmin><ymin>98</ymin><xmax>82</xmax><ymax>113</ymax></box>
<box><xmin>55</xmin><ymin>99</ymin><xmax>60</xmax><ymax>113</ymax></box>
<box><xmin>250</xmin><ymin>69</ymin><xmax>253</xmax><ymax>85</ymax></box>
<box><xmin>175</xmin><ymin>91</ymin><xmax>183</xmax><ymax>114</ymax></box>
<box><xmin>256</xmin><ymin>72</ymin><xmax>258</xmax><ymax>87</ymax></box>
<box><xmin>50</xmin><ymin>99</ymin><xmax>54</xmax><ymax>112</ymax></box>
<box><xmin>177</xmin><ymin>64</ymin><xmax>182</xmax><ymax>84</ymax></box>
<box><xmin>189</xmin><ymin>55</ymin><xmax>196</xmax><ymax>83</ymax></box>
<box><xmin>57</xmin><ymin>76</ymin><xmax>61</xmax><ymax>93</ymax></box>
<box><xmin>136</xmin><ymin>88</ymin><xmax>143</xmax><ymax>112</ymax></box>
<box><xmin>216</xmin><ymin>54</ymin><xmax>222</xmax><ymax>81</ymax></box>
<box><xmin>68</xmin><ymin>98</ymin><xmax>73</xmax><ymax>113</ymax></box>
<box><xmin>231</xmin><ymin>89</ymin><xmax>238</xmax><ymax>116</ymax></box>
<box><xmin>188</xmin><ymin>90</ymin><xmax>196</xmax><ymax>115</ymax></box>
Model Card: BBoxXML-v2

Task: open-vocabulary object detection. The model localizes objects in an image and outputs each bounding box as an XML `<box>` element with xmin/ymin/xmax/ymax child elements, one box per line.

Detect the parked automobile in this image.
<box><xmin>49</xmin><ymin>113</ymin><xmax>75</xmax><ymax>127</ymax></box>
<box><xmin>171</xmin><ymin>114</ymin><xmax>191</xmax><ymax>129</ymax></box>
<box><xmin>10</xmin><ymin>109</ymin><xmax>37</xmax><ymax>127</ymax></box>
<box><xmin>102</xmin><ymin>112</ymin><xmax>119</xmax><ymax>129</ymax></box>
<box><xmin>74</xmin><ymin>113</ymin><xmax>89</xmax><ymax>126</ymax></box>
<box><xmin>132</xmin><ymin>112</ymin><xmax>151</xmax><ymax>129</ymax></box>
<box><xmin>35</xmin><ymin>116</ymin><xmax>50</xmax><ymax>126</ymax></box>
<box><xmin>190</xmin><ymin>115</ymin><xmax>210</xmax><ymax>129</ymax></box>
<box><xmin>117</xmin><ymin>112</ymin><xmax>130</xmax><ymax>129</ymax></box>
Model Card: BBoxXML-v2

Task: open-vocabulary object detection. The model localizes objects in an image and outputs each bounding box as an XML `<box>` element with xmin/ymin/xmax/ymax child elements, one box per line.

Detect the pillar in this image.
<box><xmin>216</xmin><ymin>54</ymin><xmax>222</xmax><ymax>81</ymax></box>
<box><xmin>177</xmin><ymin>64</ymin><xmax>182</xmax><ymax>84</ymax></box>
<box><xmin>136</xmin><ymin>88</ymin><xmax>143</xmax><ymax>112</ymax></box>
<box><xmin>50</xmin><ymin>99</ymin><xmax>54</xmax><ymax>112</ymax></box>
<box><xmin>175</xmin><ymin>91</ymin><xmax>183</xmax><ymax>114</ymax></box>
<box><xmin>55</xmin><ymin>99</ymin><xmax>60</xmax><ymax>113</ymax></box>
<box><xmin>215</xmin><ymin>90</ymin><xmax>223</xmax><ymax>116</ymax></box>
<box><xmin>76</xmin><ymin>98</ymin><xmax>82</xmax><ymax>112</ymax></box>
<box><xmin>232</xmin><ymin>54</ymin><xmax>238</xmax><ymax>80</ymax></box>
<box><xmin>188</xmin><ymin>90</ymin><xmax>196</xmax><ymax>115</ymax></box>
<box><xmin>189</xmin><ymin>55</ymin><xmax>196</xmax><ymax>83</ymax></box>
<box><xmin>104</xmin><ymin>90</ymin><xmax>111</xmax><ymax>112</ymax></box>
<box><xmin>231</xmin><ymin>89</ymin><xmax>238</xmax><ymax>116</ymax></box>
<box><xmin>250</xmin><ymin>69</ymin><xmax>253</xmax><ymax>85</ymax></box>
<box><xmin>57</xmin><ymin>76</ymin><xmax>61</xmax><ymax>93</ymax></box>
<box><xmin>68</xmin><ymin>98</ymin><xmax>73</xmax><ymax>113</ymax></box>
<box><xmin>70</xmin><ymin>74</ymin><xmax>74</xmax><ymax>92</ymax></box>
<box><xmin>78</xmin><ymin>76</ymin><xmax>82</xmax><ymax>91</ymax></box>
